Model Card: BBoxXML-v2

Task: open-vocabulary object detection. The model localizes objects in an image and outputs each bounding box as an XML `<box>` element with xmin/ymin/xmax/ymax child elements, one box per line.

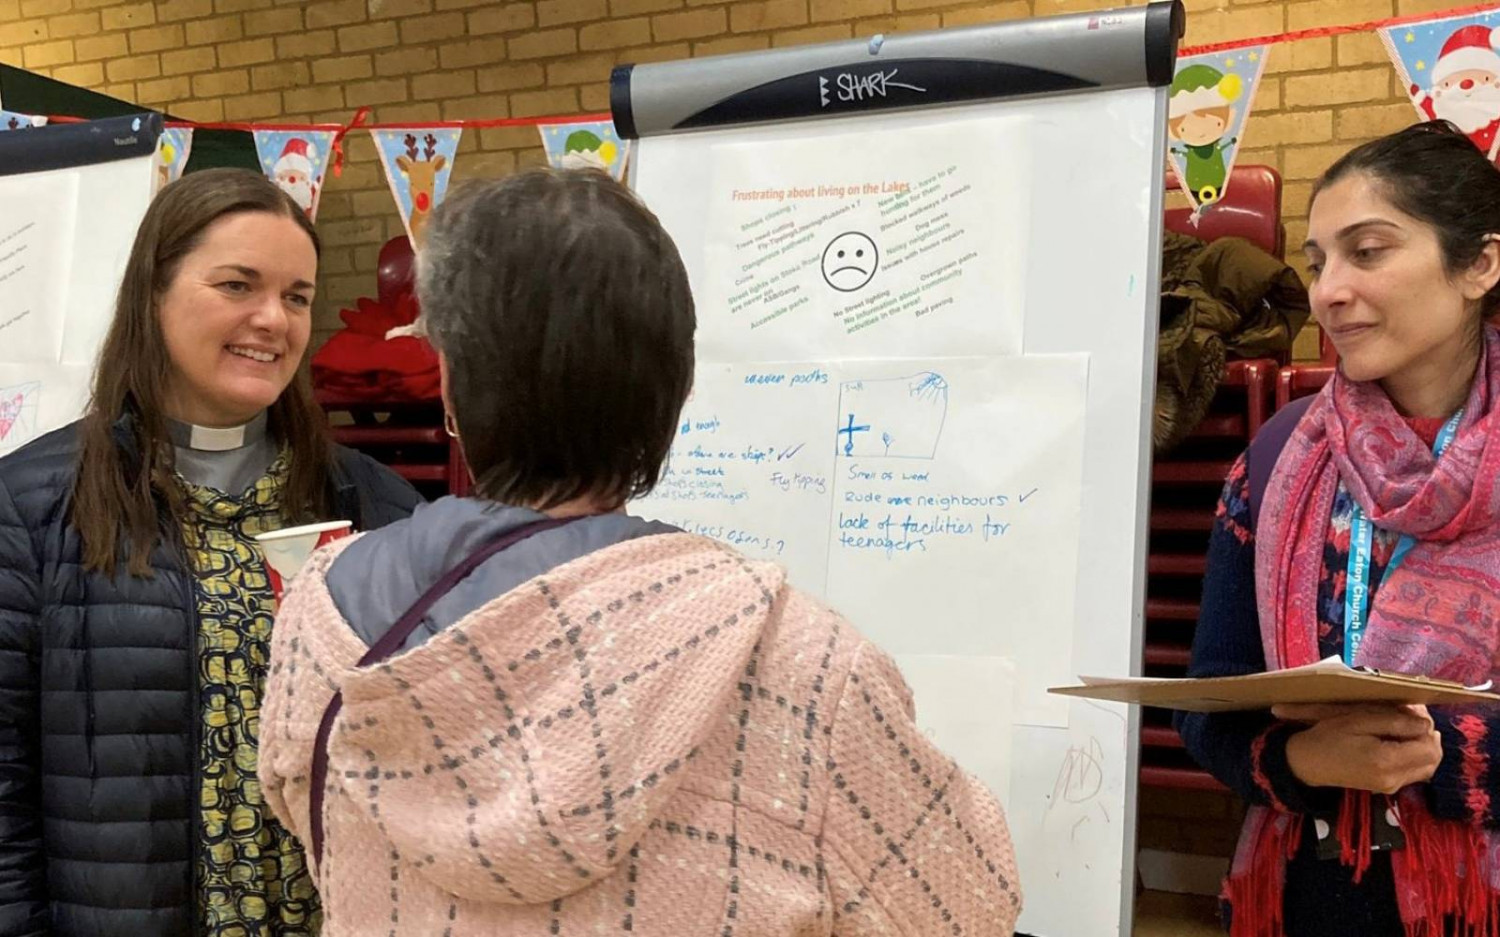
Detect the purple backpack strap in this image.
<box><xmin>1246</xmin><ymin>394</ymin><xmax>1315</xmax><ymax>530</ymax></box>
<box><xmin>307</xmin><ymin>514</ymin><xmax>582</xmax><ymax>867</ymax></box>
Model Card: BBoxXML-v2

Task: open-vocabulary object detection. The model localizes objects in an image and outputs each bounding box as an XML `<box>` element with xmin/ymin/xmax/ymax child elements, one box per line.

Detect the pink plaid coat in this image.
<box><xmin>260</xmin><ymin>531</ymin><xmax>1021</xmax><ymax>935</ymax></box>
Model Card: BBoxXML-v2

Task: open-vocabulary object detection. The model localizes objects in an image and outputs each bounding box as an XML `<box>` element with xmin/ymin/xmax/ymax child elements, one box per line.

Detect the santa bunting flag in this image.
<box><xmin>538</xmin><ymin>120</ymin><xmax>632</xmax><ymax>182</ymax></box>
<box><xmin>153</xmin><ymin>126</ymin><xmax>193</xmax><ymax>194</ymax></box>
<box><xmin>1167</xmin><ymin>45</ymin><xmax>1270</xmax><ymax>216</ymax></box>
<box><xmin>253</xmin><ymin>128</ymin><xmax>337</xmax><ymax>221</ymax></box>
<box><xmin>371</xmin><ymin>127</ymin><xmax>462</xmax><ymax>247</ymax></box>
<box><xmin>1380</xmin><ymin>8</ymin><xmax>1500</xmax><ymax>164</ymax></box>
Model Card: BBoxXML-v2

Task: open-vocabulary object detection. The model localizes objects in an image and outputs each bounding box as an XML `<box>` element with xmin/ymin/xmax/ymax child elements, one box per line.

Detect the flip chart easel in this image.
<box><xmin>614</xmin><ymin>5</ymin><xmax>1181</xmax><ymax>932</ymax></box>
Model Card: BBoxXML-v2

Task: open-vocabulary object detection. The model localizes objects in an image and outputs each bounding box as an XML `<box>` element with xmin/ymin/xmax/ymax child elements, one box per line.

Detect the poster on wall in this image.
<box><xmin>252</xmin><ymin>127</ymin><xmax>338</xmax><ymax>221</ymax></box>
<box><xmin>1167</xmin><ymin>46</ymin><xmax>1269</xmax><ymax>215</ymax></box>
<box><xmin>1380</xmin><ymin>9</ymin><xmax>1500</xmax><ymax>163</ymax></box>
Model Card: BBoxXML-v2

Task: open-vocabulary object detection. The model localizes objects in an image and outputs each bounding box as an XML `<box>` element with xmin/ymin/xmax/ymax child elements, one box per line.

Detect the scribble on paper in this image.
<box><xmin>0</xmin><ymin>382</ymin><xmax>41</xmax><ymax>452</ymax></box>
<box><xmin>1050</xmin><ymin>736</ymin><xmax>1105</xmax><ymax>807</ymax></box>
<box><xmin>835</xmin><ymin>371</ymin><xmax>948</xmax><ymax>459</ymax></box>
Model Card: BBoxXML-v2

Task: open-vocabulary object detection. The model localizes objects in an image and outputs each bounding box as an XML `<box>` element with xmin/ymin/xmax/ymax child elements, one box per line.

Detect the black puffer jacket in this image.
<box><xmin>0</xmin><ymin>422</ymin><xmax>423</xmax><ymax>937</ymax></box>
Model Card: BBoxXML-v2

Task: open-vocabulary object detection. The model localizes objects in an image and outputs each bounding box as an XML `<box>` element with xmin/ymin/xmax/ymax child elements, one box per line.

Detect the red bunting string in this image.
<box><xmin>1177</xmin><ymin>0</ymin><xmax>1498</xmax><ymax>56</ymax></box>
<box><xmin>350</xmin><ymin>111</ymin><xmax>612</xmax><ymax>131</ymax></box>
<box><xmin>328</xmin><ymin>106</ymin><xmax>370</xmax><ymax>178</ymax></box>
<box><xmin>43</xmin><ymin>109</ymin><xmax>613</xmax><ymax>138</ymax></box>
<box><xmin>163</xmin><ymin>120</ymin><xmax>343</xmax><ymax>131</ymax></box>
<box><xmin>28</xmin><ymin>0</ymin><xmax>1491</xmax><ymax>134</ymax></box>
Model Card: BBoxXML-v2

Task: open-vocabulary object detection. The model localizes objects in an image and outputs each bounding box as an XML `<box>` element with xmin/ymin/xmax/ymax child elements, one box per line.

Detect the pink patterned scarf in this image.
<box><xmin>1230</xmin><ymin>324</ymin><xmax>1500</xmax><ymax>936</ymax></box>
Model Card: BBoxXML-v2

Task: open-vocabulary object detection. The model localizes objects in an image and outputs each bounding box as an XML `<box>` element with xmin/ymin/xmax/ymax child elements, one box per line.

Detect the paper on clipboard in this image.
<box><xmin>1050</xmin><ymin>656</ymin><xmax>1500</xmax><ymax>712</ymax></box>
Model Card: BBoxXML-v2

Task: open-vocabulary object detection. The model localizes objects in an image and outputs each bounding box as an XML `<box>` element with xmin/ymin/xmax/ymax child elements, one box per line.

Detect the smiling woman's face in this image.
<box><xmin>158</xmin><ymin>210</ymin><xmax>317</xmax><ymax>427</ymax></box>
<box><xmin>1304</xmin><ymin>172</ymin><xmax>1476</xmax><ymax>385</ymax></box>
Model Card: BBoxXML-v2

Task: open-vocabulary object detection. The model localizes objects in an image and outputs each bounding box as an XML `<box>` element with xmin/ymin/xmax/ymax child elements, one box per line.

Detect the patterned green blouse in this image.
<box><xmin>179</xmin><ymin>455</ymin><xmax>322</xmax><ymax>937</ymax></box>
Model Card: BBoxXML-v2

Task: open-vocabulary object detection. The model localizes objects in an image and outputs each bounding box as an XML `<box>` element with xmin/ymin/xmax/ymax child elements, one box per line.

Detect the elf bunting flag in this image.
<box><xmin>1167</xmin><ymin>46</ymin><xmax>1270</xmax><ymax>216</ymax></box>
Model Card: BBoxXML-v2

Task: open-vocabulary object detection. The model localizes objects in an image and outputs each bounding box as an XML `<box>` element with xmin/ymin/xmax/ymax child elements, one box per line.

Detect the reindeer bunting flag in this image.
<box><xmin>253</xmin><ymin>128</ymin><xmax>337</xmax><ymax>221</ymax></box>
<box><xmin>372</xmin><ymin>127</ymin><xmax>461</xmax><ymax>246</ymax></box>
<box><xmin>538</xmin><ymin>120</ymin><xmax>632</xmax><ymax>182</ymax></box>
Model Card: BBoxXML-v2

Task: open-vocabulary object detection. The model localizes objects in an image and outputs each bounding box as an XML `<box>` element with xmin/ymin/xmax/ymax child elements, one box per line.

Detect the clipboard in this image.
<box><xmin>1049</xmin><ymin>656</ymin><xmax>1500</xmax><ymax>712</ymax></box>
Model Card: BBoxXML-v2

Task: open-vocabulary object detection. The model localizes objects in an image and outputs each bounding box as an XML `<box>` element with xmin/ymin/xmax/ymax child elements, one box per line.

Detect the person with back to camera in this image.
<box><xmin>1175</xmin><ymin>120</ymin><xmax>1500</xmax><ymax>937</ymax></box>
<box><xmin>0</xmin><ymin>169</ymin><xmax>423</xmax><ymax>937</ymax></box>
<box><xmin>258</xmin><ymin>167</ymin><xmax>1024</xmax><ymax>936</ymax></box>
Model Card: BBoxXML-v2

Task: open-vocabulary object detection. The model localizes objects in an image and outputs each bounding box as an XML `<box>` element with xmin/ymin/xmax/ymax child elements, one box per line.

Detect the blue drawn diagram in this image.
<box><xmin>835</xmin><ymin>372</ymin><xmax>948</xmax><ymax>459</ymax></box>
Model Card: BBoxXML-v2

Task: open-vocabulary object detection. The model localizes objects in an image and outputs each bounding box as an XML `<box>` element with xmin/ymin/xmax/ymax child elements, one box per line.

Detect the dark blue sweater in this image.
<box><xmin>1175</xmin><ymin>432</ymin><xmax>1494</xmax><ymax>936</ymax></box>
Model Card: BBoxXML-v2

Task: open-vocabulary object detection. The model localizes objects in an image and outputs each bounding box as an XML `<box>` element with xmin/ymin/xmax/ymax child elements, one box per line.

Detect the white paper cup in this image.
<box><xmin>254</xmin><ymin>520</ymin><xmax>353</xmax><ymax>599</ymax></box>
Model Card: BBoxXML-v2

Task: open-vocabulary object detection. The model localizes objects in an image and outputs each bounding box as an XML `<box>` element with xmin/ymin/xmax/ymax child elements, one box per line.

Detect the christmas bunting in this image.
<box><xmin>153</xmin><ymin>126</ymin><xmax>193</xmax><ymax>194</ymax></box>
<box><xmin>539</xmin><ymin>119</ymin><xmax>632</xmax><ymax>182</ymax></box>
<box><xmin>371</xmin><ymin>127</ymin><xmax>461</xmax><ymax>247</ymax></box>
<box><xmin>1167</xmin><ymin>46</ymin><xmax>1269</xmax><ymax>216</ymax></box>
<box><xmin>1380</xmin><ymin>8</ymin><xmax>1500</xmax><ymax>163</ymax></box>
<box><xmin>11</xmin><ymin>0</ymin><xmax>1498</xmax><ymax>240</ymax></box>
<box><xmin>0</xmin><ymin>111</ymin><xmax>44</xmax><ymax>131</ymax></box>
<box><xmin>253</xmin><ymin>128</ymin><xmax>338</xmax><ymax>221</ymax></box>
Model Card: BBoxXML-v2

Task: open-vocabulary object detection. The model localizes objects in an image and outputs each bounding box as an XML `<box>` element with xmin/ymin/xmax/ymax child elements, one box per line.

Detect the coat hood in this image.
<box><xmin>308</xmin><ymin>513</ymin><xmax>787</xmax><ymax>905</ymax></box>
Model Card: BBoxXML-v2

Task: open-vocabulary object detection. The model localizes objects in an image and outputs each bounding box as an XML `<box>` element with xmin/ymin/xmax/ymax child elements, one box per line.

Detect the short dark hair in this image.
<box><xmin>1313</xmin><ymin>120</ymin><xmax>1500</xmax><ymax>317</ymax></box>
<box><xmin>418</xmin><ymin>168</ymin><xmax>696</xmax><ymax>509</ymax></box>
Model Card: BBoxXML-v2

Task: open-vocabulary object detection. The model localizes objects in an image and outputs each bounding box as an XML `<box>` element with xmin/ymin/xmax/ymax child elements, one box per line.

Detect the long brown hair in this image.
<box><xmin>72</xmin><ymin>168</ymin><xmax>335</xmax><ymax>576</ymax></box>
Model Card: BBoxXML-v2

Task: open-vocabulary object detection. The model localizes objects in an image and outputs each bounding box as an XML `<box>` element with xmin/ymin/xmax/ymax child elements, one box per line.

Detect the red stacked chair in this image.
<box><xmin>1141</xmin><ymin>166</ymin><xmax>1287</xmax><ymax>791</ymax></box>
<box><xmin>318</xmin><ymin>237</ymin><xmax>470</xmax><ymax>501</ymax></box>
<box><xmin>1277</xmin><ymin>331</ymin><xmax>1338</xmax><ymax>408</ymax></box>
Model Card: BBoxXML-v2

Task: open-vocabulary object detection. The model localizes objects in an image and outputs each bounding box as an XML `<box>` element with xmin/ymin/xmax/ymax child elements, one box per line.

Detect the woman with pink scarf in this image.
<box><xmin>1177</xmin><ymin>120</ymin><xmax>1500</xmax><ymax>937</ymax></box>
<box><xmin>257</xmin><ymin>168</ymin><xmax>1022</xmax><ymax>936</ymax></box>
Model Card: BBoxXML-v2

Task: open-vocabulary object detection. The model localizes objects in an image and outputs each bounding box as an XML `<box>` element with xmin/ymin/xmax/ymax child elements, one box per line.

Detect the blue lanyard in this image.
<box><xmin>1343</xmin><ymin>409</ymin><xmax>1464</xmax><ymax>665</ymax></box>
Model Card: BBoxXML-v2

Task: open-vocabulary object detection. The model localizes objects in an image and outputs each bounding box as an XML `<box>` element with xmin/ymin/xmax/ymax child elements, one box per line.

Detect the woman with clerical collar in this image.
<box><xmin>0</xmin><ymin>168</ymin><xmax>422</xmax><ymax>937</ymax></box>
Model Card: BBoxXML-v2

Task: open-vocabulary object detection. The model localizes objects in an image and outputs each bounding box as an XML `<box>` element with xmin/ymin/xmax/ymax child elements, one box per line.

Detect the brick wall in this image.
<box><xmin>0</xmin><ymin>0</ymin><xmax>1451</xmax><ymax>350</ymax></box>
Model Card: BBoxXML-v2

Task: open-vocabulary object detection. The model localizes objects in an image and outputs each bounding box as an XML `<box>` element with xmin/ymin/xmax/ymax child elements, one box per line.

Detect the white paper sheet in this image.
<box><xmin>692</xmin><ymin>117</ymin><xmax>1031</xmax><ymax>363</ymax></box>
<box><xmin>637</xmin><ymin>362</ymin><xmax>838</xmax><ymax>592</ymax></box>
<box><xmin>0</xmin><ymin>173</ymin><xmax>77</xmax><ymax>363</ymax></box>
<box><xmin>635</xmin><ymin>354</ymin><xmax>1088</xmax><ymax>727</ymax></box>
<box><xmin>59</xmin><ymin>156</ymin><xmax>155</xmax><ymax>366</ymax></box>
<box><xmin>824</xmin><ymin>356</ymin><xmax>1087</xmax><ymax>726</ymax></box>
<box><xmin>0</xmin><ymin>362</ymin><xmax>92</xmax><ymax>454</ymax></box>
<box><xmin>894</xmin><ymin>653</ymin><xmax>1016</xmax><ymax>807</ymax></box>
<box><xmin>0</xmin><ymin>153</ymin><xmax>154</xmax><ymax>447</ymax></box>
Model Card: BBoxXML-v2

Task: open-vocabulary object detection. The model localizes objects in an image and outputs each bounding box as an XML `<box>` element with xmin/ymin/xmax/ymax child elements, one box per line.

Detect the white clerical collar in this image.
<box><xmin>168</xmin><ymin>411</ymin><xmax>269</xmax><ymax>452</ymax></box>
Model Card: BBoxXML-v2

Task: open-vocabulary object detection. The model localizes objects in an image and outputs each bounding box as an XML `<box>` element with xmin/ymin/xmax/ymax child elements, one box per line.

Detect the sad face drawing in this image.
<box><xmin>821</xmin><ymin>232</ymin><xmax>879</xmax><ymax>292</ymax></box>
